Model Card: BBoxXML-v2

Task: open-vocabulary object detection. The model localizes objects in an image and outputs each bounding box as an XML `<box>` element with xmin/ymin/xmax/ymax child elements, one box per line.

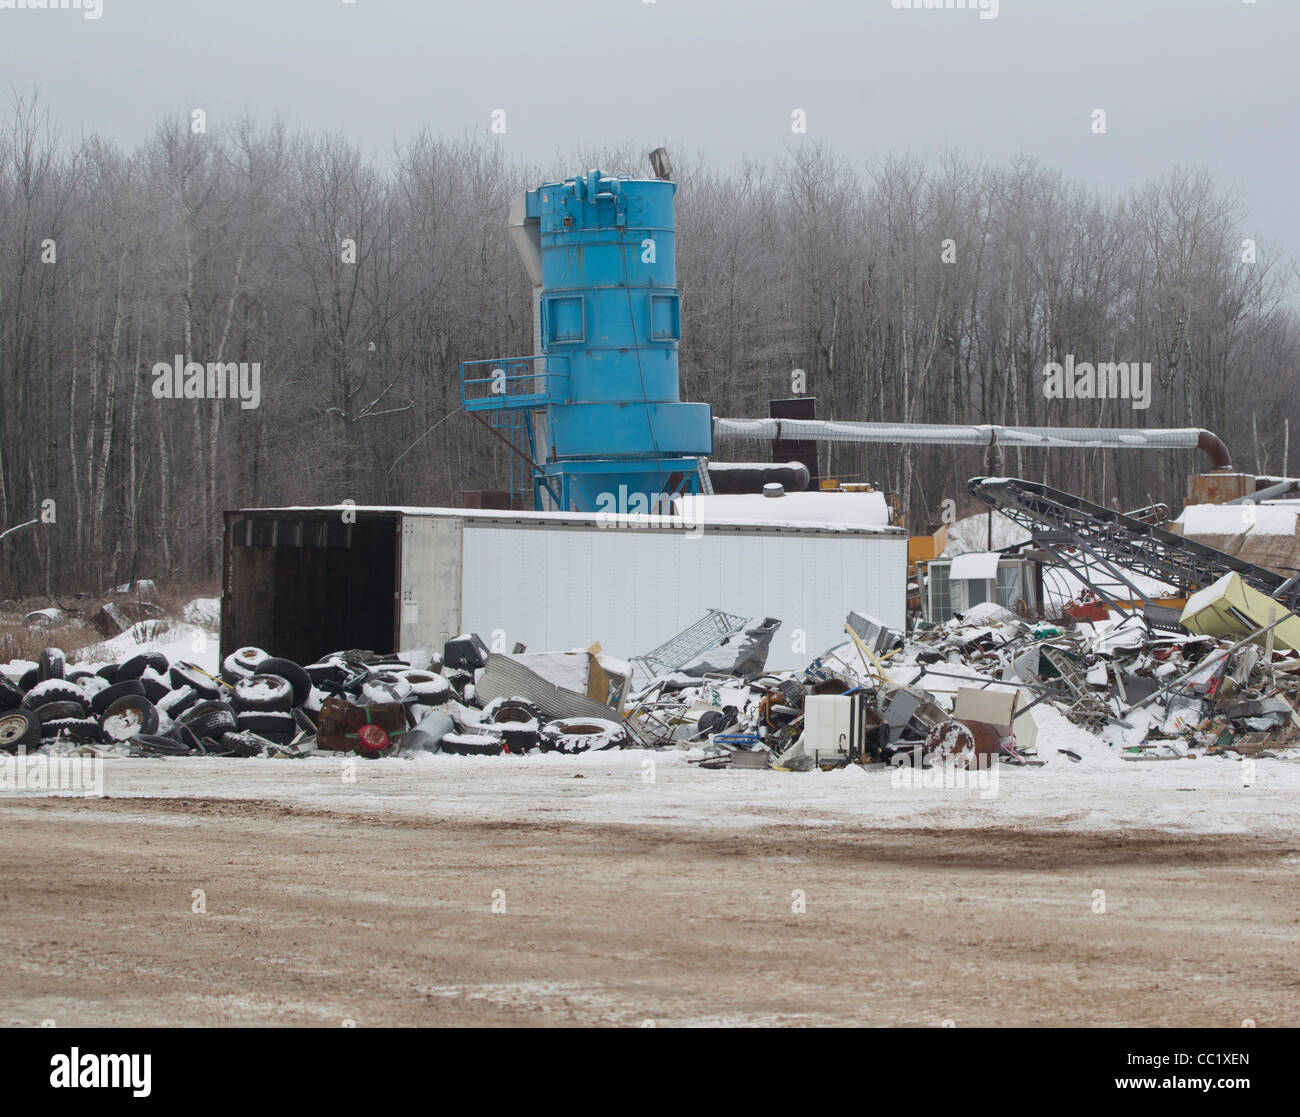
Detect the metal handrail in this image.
<box><xmin>460</xmin><ymin>354</ymin><xmax>569</xmax><ymax>410</ymax></box>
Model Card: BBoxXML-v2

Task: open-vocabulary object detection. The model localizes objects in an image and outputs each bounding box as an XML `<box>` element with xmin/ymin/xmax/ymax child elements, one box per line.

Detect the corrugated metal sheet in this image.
<box><xmin>458</xmin><ymin>522</ymin><xmax>906</xmax><ymax>669</ymax></box>
<box><xmin>475</xmin><ymin>654</ymin><xmax>617</xmax><ymax>721</ymax></box>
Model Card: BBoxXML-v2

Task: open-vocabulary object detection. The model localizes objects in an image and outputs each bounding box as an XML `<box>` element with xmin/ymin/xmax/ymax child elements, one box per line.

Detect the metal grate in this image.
<box><xmin>631</xmin><ymin>607</ymin><xmax>749</xmax><ymax>679</ymax></box>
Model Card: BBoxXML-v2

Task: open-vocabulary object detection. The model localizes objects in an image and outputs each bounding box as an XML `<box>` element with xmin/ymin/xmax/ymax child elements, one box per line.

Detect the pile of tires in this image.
<box><xmin>0</xmin><ymin>639</ymin><xmax>635</xmax><ymax>760</ymax></box>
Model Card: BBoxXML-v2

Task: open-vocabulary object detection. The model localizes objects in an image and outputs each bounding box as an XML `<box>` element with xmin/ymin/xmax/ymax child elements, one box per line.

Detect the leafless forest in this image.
<box><xmin>2</xmin><ymin>90</ymin><xmax>1296</xmax><ymax>595</ymax></box>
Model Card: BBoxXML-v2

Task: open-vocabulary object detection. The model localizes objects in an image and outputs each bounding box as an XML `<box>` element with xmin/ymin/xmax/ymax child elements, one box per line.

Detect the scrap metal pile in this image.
<box><xmin>622</xmin><ymin>584</ymin><xmax>1300</xmax><ymax>769</ymax></box>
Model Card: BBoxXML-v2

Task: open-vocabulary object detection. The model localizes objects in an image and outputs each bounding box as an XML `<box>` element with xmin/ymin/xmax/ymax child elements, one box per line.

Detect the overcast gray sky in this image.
<box><xmin>3</xmin><ymin>0</ymin><xmax>1297</xmax><ymax>272</ymax></box>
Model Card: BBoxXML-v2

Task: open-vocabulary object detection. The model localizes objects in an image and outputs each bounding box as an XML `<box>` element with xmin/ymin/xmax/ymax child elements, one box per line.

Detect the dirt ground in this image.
<box><xmin>3</xmin><ymin>793</ymin><xmax>1298</xmax><ymax>1027</ymax></box>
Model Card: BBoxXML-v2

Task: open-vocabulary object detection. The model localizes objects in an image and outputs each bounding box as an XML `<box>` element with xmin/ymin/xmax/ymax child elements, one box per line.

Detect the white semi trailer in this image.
<box><xmin>220</xmin><ymin>504</ymin><xmax>906</xmax><ymax>671</ymax></box>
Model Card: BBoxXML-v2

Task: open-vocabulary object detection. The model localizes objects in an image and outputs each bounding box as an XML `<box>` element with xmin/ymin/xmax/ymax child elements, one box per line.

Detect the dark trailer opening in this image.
<box><xmin>221</xmin><ymin>511</ymin><xmax>400</xmax><ymax>667</ymax></box>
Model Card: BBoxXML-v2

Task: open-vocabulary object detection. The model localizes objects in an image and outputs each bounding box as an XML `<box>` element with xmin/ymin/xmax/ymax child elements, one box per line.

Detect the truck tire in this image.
<box><xmin>400</xmin><ymin>671</ymin><xmax>451</xmax><ymax>705</ymax></box>
<box><xmin>223</xmin><ymin>647</ymin><xmax>270</xmax><ymax>680</ymax></box>
<box><xmin>90</xmin><ymin>679</ymin><xmax>146</xmax><ymax>717</ymax></box>
<box><xmin>439</xmin><ymin>731</ymin><xmax>504</xmax><ymax>757</ymax></box>
<box><xmin>0</xmin><ymin>676</ymin><xmax>28</xmax><ymax>711</ymax></box>
<box><xmin>482</xmin><ymin>697</ymin><xmax>543</xmax><ymax>752</ymax></box>
<box><xmin>540</xmin><ymin>718</ymin><xmax>628</xmax><ymax>754</ymax></box>
<box><xmin>117</xmin><ymin>652</ymin><xmax>169</xmax><ymax>680</ymax></box>
<box><xmin>140</xmin><ymin>677</ymin><xmax>171</xmax><ymax>703</ymax></box>
<box><xmin>42</xmin><ymin>717</ymin><xmax>101</xmax><ymax>742</ymax></box>
<box><xmin>178</xmin><ymin>700</ymin><xmax>238</xmax><ymax>738</ymax></box>
<box><xmin>168</xmin><ymin>661</ymin><xmax>221</xmax><ymax>700</ymax></box>
<box><xmin>22</xmin><ymin>680</ymin><xmax>88</xmax><ymax>712</ymax></box>
<box><xmin>37</xmin><ymin>647</ymin><xmax>65</xmax><ymax>681</ymax></box>
<box><xmin>135</xmin><ymin>732</ymin><xmax>197</xmax><ymax>756</ymax></box>
<box><xmin>100</xmin><ymin>696</ymin><xmax>161</xmax><ymax>741</ymax></box>
<box><xmin>215</xmin><ymin>731</ymin><xmax>267</xmax><ymax>758</ymax></box>
<box><xmin>157</xmin><ymin>686</ymin><xmax>199</xmax><ymax>720</ymax></box>
<box><xmin>256</xmin><ymin>658</ymin><xmax>312</xmax><ymax>706</ymax></box>
<box><xmin>0</xmin><ymin>709</ymin><xmax>42</xmax><ymax>753</ymax></box>
<box><xmin>359</xmin><ymin>673</ymin><xmax>412</xmax><ymax>706</ymax></box>
<box><xmin>231</xmin><ymin>674</ymin><xmax>295</xmax><ymax>713</ymax></box>
<box><xmin>33</xmin><ymin>700</ymin><xmax>87</xmax><ymax>724</ymax></box>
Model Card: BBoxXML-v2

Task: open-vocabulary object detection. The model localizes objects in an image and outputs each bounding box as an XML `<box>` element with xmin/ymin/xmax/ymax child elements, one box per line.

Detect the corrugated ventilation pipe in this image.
<box><xmin>712</xmin><ymin>419</ymin><xmax>1232</xmax><ymax>470</ymax></box>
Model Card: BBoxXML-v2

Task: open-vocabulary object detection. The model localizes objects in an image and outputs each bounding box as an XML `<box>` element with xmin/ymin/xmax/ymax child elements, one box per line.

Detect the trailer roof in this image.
<box><xmin>226</xmin><ymin>504</ymin><xmax>904</xmax><ymax>536</ymax></box>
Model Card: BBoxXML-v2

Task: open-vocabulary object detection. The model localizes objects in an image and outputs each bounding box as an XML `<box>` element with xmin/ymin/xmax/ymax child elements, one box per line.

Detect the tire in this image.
<box><xmin>540</xmin><ymin>718</ymin><xmax>627</xmax><ymax>754</ymax></box>
<box><xmin>231</xmin><ymin>674</ymin><xmax>294</xmax><ymax>713</ymax></box>
<box><xmin>168</xmin><ymin>661</ymin><xmax>221</xmax><ymax>700</ymax></box>
<box><xmin>19</xmin><ymin>666</ymin><xmax>39</xmax><ymax>691</ymax></box>
<box><xmin>33</xmin><ymin>700</ymin><xmax>87</xmax><ymax>723</ymax></box>
<box><xmin>222</xmin><ymin>646</ymin><xmax>269</xmax><ymax>680</ymax></box>
<box><xmin>178</xmin><ymin>700</ymin><xmax>238</xmax><ymax>738</ymax></box>
<box><xmin>117</xmin><ymin>652</ymin><xmax>168</xmax><ymax>680</ymax></box>
<box><xmin>22</xmin><ymin>680</ymin><xmax>88</xmax><ymax>711</ymax></box>
<box><xmin>0</xmin><ymin>709</ymin><xmax>42</xmax><ymax>753</ymax></box>
<box><xmin>37</xmin><ymin>647</ymin><xmax>65</xmax><ymax>682</ymax></box>
<box><xmin>481</xmin><ymin>697</ymin><xmax>543</xmax><ymax>753</ymax></box>
<box><xmin>440</xmin><ymin>731</ymin><xmax>504</xmax><ymax>757</ymax></box>
<box><xmin>100</xmin><ymin>696</ymin><xmax>161</xmax><ymax>741</ymax></box>
<box><xmin>235</xmin><ymin>710</ymin><xmax>294</xmax><ymax>742</ymax></box>
<box><xmin>157</xmin><ymin>686</ymin><xmax>200</xmax><ymax>720</ymax></box>
<box><xmin>135</xmin><ymin>732</ymin><xmax>198</xmax><ymax>756</ymax></box>
<box><xmin>359</xmin><ymin>673</ymin><xmax>412</xmax><ymax>706</ymax></box>
<box><xmin>214</xmin><ymin>731</ymin><xmax>267</xmax><ymax>758</ymax></box>
<box><xmin>256</xmin><ymin>658</ymin><xmax>312</xmax><ymax>706</ymax></box>
<box><xmin>65</xmin><ymin>669</ymin><xmax>98</xmax><ymax>687</ymax></box>
<box><xmin>0</xmin><ymin>675</ymin><xmax>25</xmax><ymax>711</ymax></box>
<box><xmin>399</xmin><ymin>671</ymin><xmax>451</xmax><ymax>705</ymax></box>
<box><xmin>140</xmin><ymin>677</ymin><xmax>171</xmax><ymax>704</ymax></box>
<box><xmin>41</xmin><ymin>717</ymin><xmax>101</xmax><ymax>742</ymax></box>
<box><xmin>96</xmin><ymin>663</ymin><xmax>120</xmax><ymax>684</ymax></box>
<box><xmin>90</xmin><ymin>679</ymin><xmax>146</xmax><ymax>717</ymax></box>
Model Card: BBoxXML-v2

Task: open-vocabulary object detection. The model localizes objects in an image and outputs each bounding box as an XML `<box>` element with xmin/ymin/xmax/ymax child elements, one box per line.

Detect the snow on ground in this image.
<box><xmin>181</xmin><ymin>597</ymin><xmax>221</xmax><ymax>629</ymax></box>
<box><xmin>69</xmin><ymin>619</ymin><xmax>220</xmax><ymax>675</ymax></box>
<box><xmin>10</xmin><ymin>596</ymin><xmax>1299</xmax><ymax>841</ymax></box>
<box><xmin>40</xmin><ymin>740</ymin><xmax>1300</xmax><ymax>840</ymax></box>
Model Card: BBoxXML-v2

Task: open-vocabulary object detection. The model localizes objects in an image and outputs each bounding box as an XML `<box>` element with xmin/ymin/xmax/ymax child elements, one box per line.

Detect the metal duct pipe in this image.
<box><xmin>713</xmin><ymin>418</ymin><xmax>1232</xmax><ymax>470</ymax></box>
<box><xmin>1224</xmin><ymin>478</ymin><xmax>1300</xmax><ymax>505</ymax></box>
<box><xmin>706</xmin><ymin>460</ymin><xmax>811</xmax><ymax>494</ymax></box>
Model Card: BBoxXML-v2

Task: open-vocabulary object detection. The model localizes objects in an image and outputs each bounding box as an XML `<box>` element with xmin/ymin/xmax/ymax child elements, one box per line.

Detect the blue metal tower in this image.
<box><xmin>461</xmin><ymin>169</ymin><xmax>713</xmax><ymax>512</ymax></box>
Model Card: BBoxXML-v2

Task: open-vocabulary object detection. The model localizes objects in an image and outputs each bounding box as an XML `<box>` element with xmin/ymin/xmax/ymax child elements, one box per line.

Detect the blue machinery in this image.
<box><xmin>461</xmin><ymin>170</ymin><xmax>713</xmax><ymax>512</ymax></box>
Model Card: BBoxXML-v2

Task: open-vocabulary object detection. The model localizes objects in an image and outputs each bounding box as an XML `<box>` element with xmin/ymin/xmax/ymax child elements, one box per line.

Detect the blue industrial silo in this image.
<box><xmin>461</xmin><ymin>169</ymin><xmax>713</xmax><ymax>512</ymax></box>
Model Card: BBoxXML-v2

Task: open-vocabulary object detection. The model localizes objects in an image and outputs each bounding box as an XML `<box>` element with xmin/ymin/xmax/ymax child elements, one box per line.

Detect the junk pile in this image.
<box><xmin>623</xmin><ymin>607</ymin><xmax>1038</xmax><ymax>770</ymax></box>
<box><xmin>0</xmin><ymin>636</ymin><xmax>638</xmax><ymax>760</ymax></box>
<box><xmin>6</xmin><ymin>571</ymin><xmax>1299</xmax><ymax>769</ymax></box>
<box><xmin>624</xmin><ymin>581</ymin><xmax>1300</xmax><ymax>769</ymax></box>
